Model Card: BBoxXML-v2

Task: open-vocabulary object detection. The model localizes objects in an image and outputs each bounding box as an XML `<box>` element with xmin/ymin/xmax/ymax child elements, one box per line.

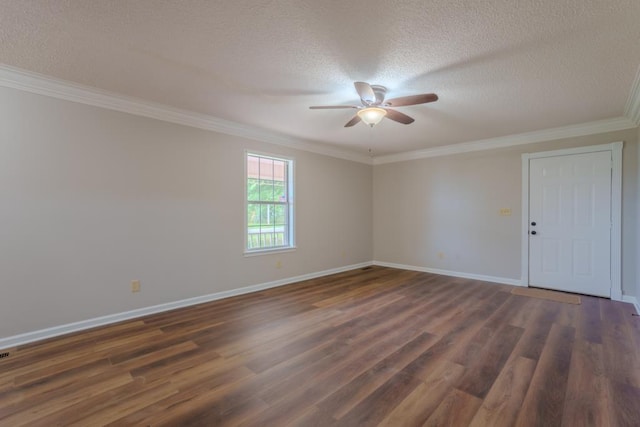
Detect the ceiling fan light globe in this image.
<box><xmin>357</xmin><ymin>107</ymin><xmax>387</xmax><ymax>127</ymax></box>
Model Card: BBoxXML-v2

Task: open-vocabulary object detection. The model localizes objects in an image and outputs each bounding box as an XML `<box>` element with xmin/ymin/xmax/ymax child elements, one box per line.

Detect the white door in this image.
<box><xmin>528</xmin><ymin>151</ymin><xmax>612</xmax><ymax>297</ymax></box>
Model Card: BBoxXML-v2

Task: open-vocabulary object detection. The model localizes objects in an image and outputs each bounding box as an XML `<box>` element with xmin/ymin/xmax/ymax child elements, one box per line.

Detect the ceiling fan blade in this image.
<box><xmin>384</xmin><ymin>108</ymin><xmax>415</xmax><ymax>124</ymax></box>
<box><xmin>372</xmin><ymin>85</ymin><xmax>386</xmax><ymax>104</ymax></box>
<box><xmin>344</xmin><ymin>115</ymin><xmax>362</xmax><ymax>127</ymax></box>
<box><xmin>385</xmin><ymin>93</ymin><xmax>438</xmax><ymax>107</ymax></box>
<box><xmin>354</xmin><ymin>82</ymin><xmax>375</xmax><ymax>104</ymax></box>
<box><xmin>309</xmin><ymin>105</ymin><xmax>358</xmax><ymax>109</ymax></box>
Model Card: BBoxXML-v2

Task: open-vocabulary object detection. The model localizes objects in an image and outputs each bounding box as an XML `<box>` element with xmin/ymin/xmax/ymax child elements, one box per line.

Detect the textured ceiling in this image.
<box><xmin>1</xmin><ymin>0</ymin><xmax>639</xmax><ymax>156</ymax></box>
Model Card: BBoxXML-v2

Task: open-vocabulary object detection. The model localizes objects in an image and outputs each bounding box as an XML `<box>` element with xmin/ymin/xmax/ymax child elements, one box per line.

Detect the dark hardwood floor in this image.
<box><xmin>1</xmin><ymin>266</ymin><xmax>639</xmax><ymax>426</ymax></box>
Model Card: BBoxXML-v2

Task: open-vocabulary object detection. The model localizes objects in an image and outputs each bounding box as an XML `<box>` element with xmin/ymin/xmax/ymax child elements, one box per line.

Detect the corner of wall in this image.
<box><xmin>637</xmin><ymin>126</ymin><xmax>640</xmax><ymax>301</ymax></box>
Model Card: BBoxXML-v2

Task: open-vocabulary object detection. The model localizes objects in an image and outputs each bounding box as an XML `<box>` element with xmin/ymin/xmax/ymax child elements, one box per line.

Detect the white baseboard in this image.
<box><xmin>0</xmin><ymin>261</ymin><xmax>373</xmax><ymax>350</ymax></box>
<box><xmin>5</xmin><ymin>260</ymin><xmax>630</xmax><ymax>351</ymax></box>
<box><xmin>372</xmin><ymin>261</ymin><xmax>523</xmax><ymax>287</ymax></box>
<box><xmin>622</xmin><ymin>295</ymin><xmax>640</xmax><ymax>314</ymax></box>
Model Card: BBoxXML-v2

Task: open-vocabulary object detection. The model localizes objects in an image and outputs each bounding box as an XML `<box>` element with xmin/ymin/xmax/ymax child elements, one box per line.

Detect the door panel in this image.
<box><xmin>528</xmin><ymin>151</ymin><xmax>611</xmax><ymax>297</ymax></box>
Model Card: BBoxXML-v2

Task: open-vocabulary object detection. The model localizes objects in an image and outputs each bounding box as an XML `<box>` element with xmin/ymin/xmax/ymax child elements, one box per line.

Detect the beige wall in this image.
<box><xmin>374</xmin><ymin>128</ymin><xmax>639</xmax><ymax>296</ymax></box>
<box><xmin>2</xmin><ymin>83</ymin><xmax>637</xmax><ymax>341</ymax></box>
<box><xmin>0</xmin><ymin>87</ymin><xmax>373</xmax><ymax>339</ymax></box>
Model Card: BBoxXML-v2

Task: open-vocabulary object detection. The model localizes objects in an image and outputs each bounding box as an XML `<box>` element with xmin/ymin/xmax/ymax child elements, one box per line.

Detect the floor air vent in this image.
<box><xmin>0</xmin><ymin>352</ymin><xmax>9</xmax><ymax>359</ymax></box>
<box><xmin>361</xmin><ymin>266</ymin><xmax>373</xmax><ymax>270</ymax></box>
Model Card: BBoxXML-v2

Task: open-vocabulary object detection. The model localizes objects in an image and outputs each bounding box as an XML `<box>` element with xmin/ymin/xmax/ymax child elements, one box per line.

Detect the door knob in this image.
<box><xmin>531</xmin><ymin>231</ymin><xmax>537</xmax><ymax>235</ymax></box>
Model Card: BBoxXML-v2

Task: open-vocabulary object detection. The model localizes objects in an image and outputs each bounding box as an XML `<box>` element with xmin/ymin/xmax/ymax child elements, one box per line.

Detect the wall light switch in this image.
<box><xmin>131</xmin><ymin>280</ymin><xmax>141</xmax><ymax>293</ymax></box>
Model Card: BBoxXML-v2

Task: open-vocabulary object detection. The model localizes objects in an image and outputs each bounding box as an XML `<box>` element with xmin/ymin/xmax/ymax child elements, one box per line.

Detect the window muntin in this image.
<box><xmin>246</xmin><ymin>153</ymin><xmax>294</xmax><ymax>252</ymax></box>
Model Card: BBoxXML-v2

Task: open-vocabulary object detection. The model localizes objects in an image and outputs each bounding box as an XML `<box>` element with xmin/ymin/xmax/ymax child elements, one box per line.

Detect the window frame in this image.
<box><xmin>244</xmin><ymin>150</ymin><xmax>296</xmax><ymax>255</ymax></box>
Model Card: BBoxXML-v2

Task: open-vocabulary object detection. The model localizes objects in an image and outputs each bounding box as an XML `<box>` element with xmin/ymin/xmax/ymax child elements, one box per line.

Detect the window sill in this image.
<box><xmin>243</xmin><ymin>247</ymin><xmax>297</xmax><ymax>257</ymax></box>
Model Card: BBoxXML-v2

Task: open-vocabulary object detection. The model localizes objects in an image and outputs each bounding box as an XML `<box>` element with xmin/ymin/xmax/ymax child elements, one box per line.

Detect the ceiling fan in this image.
<box><xmin>309</xmin><ymin>81</ymin><xmax>438</xmax><ymax>127</ymax></box>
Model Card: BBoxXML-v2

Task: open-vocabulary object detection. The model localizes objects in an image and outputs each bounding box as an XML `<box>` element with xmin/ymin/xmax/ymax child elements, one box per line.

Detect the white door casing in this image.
<box><xmin>521</xmin><ymin>142</ymin><xmax>623</xmax><ymax>300</ymax></box>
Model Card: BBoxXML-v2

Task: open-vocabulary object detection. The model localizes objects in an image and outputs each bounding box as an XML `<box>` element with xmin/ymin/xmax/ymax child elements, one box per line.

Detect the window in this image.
<box><xmin>245</xmin><ymin>152</ymin><xmax>294</xmax><ymax>253</ymax></box>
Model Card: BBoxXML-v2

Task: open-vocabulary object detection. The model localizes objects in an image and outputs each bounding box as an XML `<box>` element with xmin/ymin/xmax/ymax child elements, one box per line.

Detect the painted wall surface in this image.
<box><xmin>373</xmin><ymin>128</ymin><xmax>639</xmax><ymax>297</ymax></box>
<box><xmin>0</xmin><ymin>87</ymin><xmax>373</xmax><ymax>338</ymax></box>
<box><xmin>2</xmin><ymin>83</ymin><xmax>638</xmax><ymax>341</ymax></box>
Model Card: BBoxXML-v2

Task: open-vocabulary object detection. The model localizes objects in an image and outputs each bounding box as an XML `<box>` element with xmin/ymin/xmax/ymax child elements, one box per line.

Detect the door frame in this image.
<box><xmin>520</xmin><ymin>141</ymin><xmax>623</xmax><ymax>300</ymax></box>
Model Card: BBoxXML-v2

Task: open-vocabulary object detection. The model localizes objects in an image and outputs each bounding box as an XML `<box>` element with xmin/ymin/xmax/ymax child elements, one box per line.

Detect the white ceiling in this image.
<box><xmin>1</xmin><ymin>0</ymin><xmax>640</xmax><ymax>158</ymax></box>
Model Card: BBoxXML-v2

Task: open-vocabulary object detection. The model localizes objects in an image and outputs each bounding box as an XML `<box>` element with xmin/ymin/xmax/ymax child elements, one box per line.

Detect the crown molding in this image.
<box><xmin>0</xmin><ymin>64</ymin><xmax>372</xmax><ymax>165</ymax></box>
<box><xmin>373</xmin><ymin>116</ymin><xmax>637</xmax><ymax>165</ymax></box>
<box><xmin>625</xmin><ymin>65</ymin><xmax>640</xmax><ymax>126</ymax></box>
<box><xmin>2</xmin><ymin>64</ymin><xmax>637</xmax><ymax>167</ymax></box>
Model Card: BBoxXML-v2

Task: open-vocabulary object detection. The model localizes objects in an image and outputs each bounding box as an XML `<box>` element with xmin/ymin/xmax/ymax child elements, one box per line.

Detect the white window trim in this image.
<box><xmin>520</xmin><ymin>141</ymin><xmax>623</xmax><ymax>300</ymax></box>
<box><xmin>244</xmin><ymin>150</ymin><xmax>296</xmax><ymax>256</ymax></box>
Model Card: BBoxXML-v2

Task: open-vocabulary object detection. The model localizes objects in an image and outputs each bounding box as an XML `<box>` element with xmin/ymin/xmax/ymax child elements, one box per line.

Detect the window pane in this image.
<box><xmin>247</xmin><ymin>155</ymin><xmax>260</xmax><ymax>178</ymax></box>
<box><xmin>259</xmin><ymin>179</ymin><xmax>275</xmax><ymax>202</ymax></box>
<box><xmin>247</xmin><ymin>203</ymin><xmax>260</xmax><ymax>226</ymax></box>
<box><xmin>259</xmin><ymin>157</ymin><xmax>274</xmax><ymax>179</ymax></box>
<box><xmin>274</xmin><ymin>181</ymin><xmax>286</xmax><ymax>202</ymax></box>
<box><xmin>258</xmin><ymin>204</ymin><xmax>267</xmax><ymax>225</ymax></box>
<box><xmin>248</xmin><ymin>230</ymin><xmax>260</xmax><ymax>249</ymax></box>
<box><xmin>260</xmin><ymin>223</ymin><xmax>275</xmax><ymax>248</ymax></box>
<box><xmin>247</xmin><ymin>178</ymin><xmax>260</xmax><ymax>201</ymax></box>
<box><xmin>274</xmin><ymin>204</ymin><xmax>286</xmax><ymax>226</ymax></box>
<box><xmin>274</xmin><ymin>160</ymin><xmax>286</xmax><ymax>181</ymax></box>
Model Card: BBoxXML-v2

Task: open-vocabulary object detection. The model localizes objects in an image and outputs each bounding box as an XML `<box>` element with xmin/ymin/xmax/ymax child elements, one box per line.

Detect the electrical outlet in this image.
<box><xmin>275</xmin><ymin>260</ymin><xmax>282</xmax><ymax>269</ymax></box>
<box><xmin>131</xmin><ymin>280</ymin><xmax>141</xmax><ymax>293</ymax></box>
<box><xmin>438</xmin><ymin>252</ymin><xmax>445</xmax><ymax>259</ymax></box>
<box><xmin>499</xmin><ymin>208</ymin><xmax>512</xmax><ymax>216</ymax></box>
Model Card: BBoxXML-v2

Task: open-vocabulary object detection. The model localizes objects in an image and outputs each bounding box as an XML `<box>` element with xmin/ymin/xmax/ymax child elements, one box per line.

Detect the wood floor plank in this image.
<box><xmin>515</xmin><ymin>323</ymin><xmax>575</xmax><ymax>427</ymax></box>
<box><xmin>512</xmin><ymin>299</ymin><xmax>562</xmax><ymax>361</ymax></box>
<box><xmin>423</xmin><ymin>388</ymin><xmax>483</xmax><ymax>427</ymax></box>
<box><xmin>6</xmin><ymin>357</ymin><xmax>112</xmax><ymax>395</ymax></box>
<box><xmin>150</xmin><ymin>395</ymin><xmax>269</xmax><ymax>427</ymax></box>
<box><xmin>401</xmin><ymin>290</ymin><xmax>511</xmax><ymax>382</ymax></box>
<box><xmin>25</xmin><ymin>376</ymin><xmax>150</xmax><ymax>427</ymax></box>
<box><xmin>286</xmin><ymin>405</ymin><xmax>337</xmax><ymax>427</ymax></box>
<box><xmin>315</xmin><ymin>331</ymin><xmax>438</xmax><ymax>420</ymax></box>
<box><xmin>246</xmin><ymin>329</ymin><xmax>437</xmax><ymax>426</ymax></box>
<box><xmin>484</xmin><ymin>294</ymin><xmax>529</xmax><ymax>330</ymax></box>
<box><xmin>0</xmin><ymin>359</ymin><xmax>119</xmax><ymax>418</ymax></box>
<box><xmin>608</xmin><ymin>379</ymin><xmax>640</xmax><ymax>427</ymax></box>
<box><xmin>216</xmin><ymin>306</ymin><xmax>344</xmax><ymax>358</ymax></box>
<box><xmin>561</xmin><ymin>339</ymin><xmax>611</xmax><ymax>427</ymax></box>
<box><xmin>557</xmin><ymin>300</ymin><xmax>580</xmax><ymax>328</ymax></box>
<box><xmin>128</xmin><ymin>346</ymin><xmax>221</xmax><ymax>383</ymax></box>
<box><xmin>1</xmin><ymin>372</ymin><xmax>134</xmax><ymax>427</ymax></box>
<box><xmin>508</xmin><ymin>297</ymin><xmax>541</xmax><ymax>328</ymax></box>
<box><xmin>577</xmin><ymin>296</ymin><xmax>603</xmax><ymax>344</ymax></box>
<box><xmin>455</xmin><ymin>323</ymin><xmax>524</xmax><ymax>398</ymax></box>
<box><xmin>333</xmin><ymin>371</ymin><xmax>422</xmax><ymax>426</ymax></box>
<box><xmin>600</xmin><ymin>299</ymin><xmax>640</xmax><ymax>388</ymax></box>
<box><xmin>109</xmin><ymin>340</ymin><xmax>199</xmax><ymax>372</ymax></box>
<box><xmin>468</xmin><ymin>356</ymin><xmax>537</xmax><ymax>427</ymax></box>
<box><xmin>377</xmin><ymin>359</ymin><xmax>466</xmax><ymax>427</ymax></box>
<box><xmin>1</xmin><ymin>266</ymin><xmax>639</xmax><ymax>426</ymax></box>
<box><xmin>68</xmin><ymin>381</ymin><xmax>179</xmax><ymax>427</ymax></box>
<box><xmin>418</xmin><ymin>282</ymin><xmax>500</xmax><ymax>335</ymax></box>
